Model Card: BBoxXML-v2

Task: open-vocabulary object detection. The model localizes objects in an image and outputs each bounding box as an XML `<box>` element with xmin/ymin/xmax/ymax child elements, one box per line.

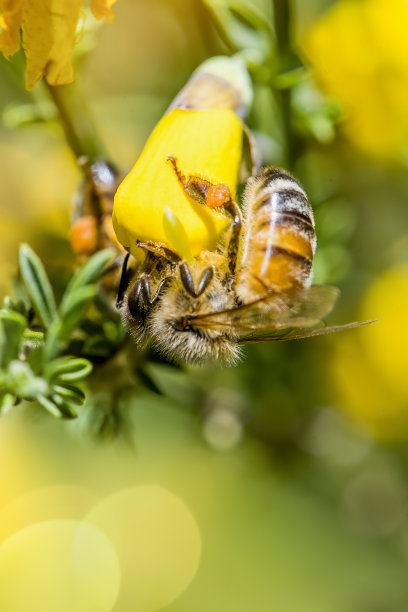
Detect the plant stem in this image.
<box><xmin>272</xmin><ymin>0</ymin><xmax>297</xmax><ymax>168</ymax></box>
<box><xmin>45</xmin><ymin>81</ymin><xmax>107</xmax><ymax>162</ymax></box>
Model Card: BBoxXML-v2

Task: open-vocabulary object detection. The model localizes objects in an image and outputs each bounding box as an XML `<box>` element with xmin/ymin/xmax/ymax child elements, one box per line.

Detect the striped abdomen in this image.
<box><xmin>237</xmin><ymin>167</ymin><xmax>316</xmax><ymax>300</ymax></box>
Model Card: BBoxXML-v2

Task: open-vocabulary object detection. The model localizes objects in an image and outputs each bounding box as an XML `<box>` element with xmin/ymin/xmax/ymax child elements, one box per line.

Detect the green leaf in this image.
<box><xmin>0</xmin><ymin>392</ymin><xmax>16</xmax><ymax>414</ymax></box>
<box><xmin>44</xmin><ymin>356</ymin><xmax>93</xmax><ymax>383</ymax></box>
<box><xmin>19</xmin><ymin>244</ymin><xmax>58</xmax><ymax>327</ymax></box>
<box><xmin>53</xmin><ymin>383</ymin><xmax>86</xmax><ymax>405</ymax></box>
<box><xmin>50</xmin><ymin>394</ymin><xmax>78</xmax><ymax>419</ymax></box>
<box><xmin>59</xmin><ymin>285</ymin><xmax>98</xmax><ymax>339</ymax></box>
<box><xmin>60</xmin><ymin>285</ymin><xmax>98</xmax><ymax>318</ymax></box>
<box><xmin>43</xmin><ymin>319</ymin><xmax>63</xmax><ymax>362</ymax></box>
<box><xmin>62</xmin><ymin>248</ymin><xmax>115</xmax><ymax>301</ymax></box>
<box><xmin>0</xmin><ymin>310</ymin><xmax>27</xmax><ymax>368</ymax></box>
<box><xmin>37</xmin><ymin>394</ymin><xmax>65</xmax><ymax>418</ymax></box>
<box><xmin>7</xmin><ymin>360</ymin><xmax>48</xmax><ymax>399</ymax></box>
<box><xmin>204</xmin><ymin>0</ymin><xmax>273</xmax><ymax>64</ymax></box>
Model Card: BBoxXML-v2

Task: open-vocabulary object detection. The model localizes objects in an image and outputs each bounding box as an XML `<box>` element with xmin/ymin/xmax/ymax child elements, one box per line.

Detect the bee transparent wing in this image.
<box><xmin>238</xmin><ymin>320</ymin><xmax>376</xmax><ymax>343</ymax></box>
<box><xmin>191</xmin><ymin>285</ymin><xmax>340</xmax><ymax>334</ymax></box>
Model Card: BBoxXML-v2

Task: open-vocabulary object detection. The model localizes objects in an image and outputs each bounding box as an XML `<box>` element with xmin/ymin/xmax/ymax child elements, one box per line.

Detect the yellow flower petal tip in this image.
<box><xmin>163</xmin><ymin>207</ymin><xmax>192</xmax><ymax>262</ymax></box>
<box><xmin>113</xmin><ymin>108</ymin><xmax>243</xmax><ymax>260</ymax></box>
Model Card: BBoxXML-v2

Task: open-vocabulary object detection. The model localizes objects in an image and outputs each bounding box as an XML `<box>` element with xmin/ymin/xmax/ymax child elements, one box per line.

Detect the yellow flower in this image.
<box><xmin>113</xmin><ymin>108</ymin><xmax>243</xmax><ymax>261</ymax></box>
<box><xmin>0</xmin><ymin>0</ymin><xmax>117</xmax><ymax>90</ymax></box>
<box><xmin>331</xmin><ymin>263</ymin><xmax>408</xmax><ymax>441</ymax></box>
<box><xmin>302</xmin><ymin>0</ymin><xmax>408</xmax><ymax>161</ymax></box>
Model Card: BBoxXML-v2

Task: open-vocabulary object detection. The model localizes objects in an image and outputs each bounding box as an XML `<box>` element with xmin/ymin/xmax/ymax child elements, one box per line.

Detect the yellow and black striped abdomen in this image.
<box><xmin>237</xmin><ymin>168</ymin><xmax>316</xmax><ymax>300</ymax></box>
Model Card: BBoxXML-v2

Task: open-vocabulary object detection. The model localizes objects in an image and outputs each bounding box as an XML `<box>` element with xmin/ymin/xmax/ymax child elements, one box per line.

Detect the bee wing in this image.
<box><xmin>238</xmin><ymin>320</ymin><xmax>377</xmax><ymax>343</ymax></box>
<box><xmin>191</xmin><ymin>285</ymin><xmax>340</xmax><ymax>333</ymax></box>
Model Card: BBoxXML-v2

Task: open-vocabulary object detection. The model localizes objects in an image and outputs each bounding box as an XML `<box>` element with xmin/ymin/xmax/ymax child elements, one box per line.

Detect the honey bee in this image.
<box><xmin>70</xmin><ymin>157</ymin><xmax>124</xmax><ymax>258</ymax></box>
<box><xmin>116</xmin><ymin>159</ymin><xmax>368</xmax><ymax>365</ymax></box>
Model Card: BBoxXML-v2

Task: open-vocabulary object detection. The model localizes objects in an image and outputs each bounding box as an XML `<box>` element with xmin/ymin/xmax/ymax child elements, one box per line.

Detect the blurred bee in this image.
<box><xmin>70</xmin><ymin>157</ymin><xmax>125</xmax><ymax>291</ymax></box>
<box><xmin>117</xmin><ymin>159</ymin><xmax>368</xmax><ymax>365</ymax></box>
<box><xmin>70</xmin><ymin>157</ymin><xmax>123</xmax><ymax>258</ymax></box>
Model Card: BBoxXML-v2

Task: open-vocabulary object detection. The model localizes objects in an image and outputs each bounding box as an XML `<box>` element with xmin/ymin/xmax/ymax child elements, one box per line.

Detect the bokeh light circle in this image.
<box><xmin>0</xmin><ymin>519</ymin><xmax>121</xmax><ymax>612</ymax></box>
<box><xmin>86</xmin><ymin>485</ymin><xmax>202</xmax><ymax>611</ymax></box>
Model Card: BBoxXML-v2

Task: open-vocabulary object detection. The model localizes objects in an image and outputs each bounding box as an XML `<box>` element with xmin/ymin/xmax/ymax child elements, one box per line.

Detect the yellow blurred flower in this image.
<box><xmin>331</xmin><ymin>263</ymin><xmax>408</xmax><ymax>441</ymax></box>
<box><xmin>0</xmin><ymin>0</ymin><xmax>117</xmax><ymax>90</ymax></box>
<box><xmin>302</xmin><ymin>0</ymin><xmax>408</xmax><ymax>161</ymax></box>
<box><xmin>113</xmin><ymin>108</ymin><xmax>243</xmax><ymax>261</ymax></box>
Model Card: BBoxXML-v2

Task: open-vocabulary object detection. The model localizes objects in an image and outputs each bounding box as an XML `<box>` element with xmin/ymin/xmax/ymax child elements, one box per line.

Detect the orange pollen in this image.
<box><xmin>69</xmin><ymin>215</ymin><xmax>98</xmax><ymax>254</ymax></box>
<box><xmin>206</xmin><ymin>184</ymin><xmax>231</xmax><ymax>208</ymax></box>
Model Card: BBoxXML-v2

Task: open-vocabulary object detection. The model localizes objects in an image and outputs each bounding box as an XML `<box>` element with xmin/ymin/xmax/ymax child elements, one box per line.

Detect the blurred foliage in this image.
<box><xmin>1</xmin><ymin>244</ymin><xmax>117</xmax><ymax>418</ymax></box>
<box><xmin>1</xmin><ymin>0</ymin><xmax>408</xmax><ymax>610</ymax></box>
<box><xmin>302</xmin><ymin>0</ymin><xmax>408</xmax><ymax>162</ymax></box>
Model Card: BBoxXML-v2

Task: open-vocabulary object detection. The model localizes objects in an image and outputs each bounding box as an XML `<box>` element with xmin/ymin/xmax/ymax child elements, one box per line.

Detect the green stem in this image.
<box><xmin>45</xmin><ymin>82</ymin><xmax>107</xmax><ymax>162</ymax></box>
<box><xmin>272</xmin><ymin>0</ymin><xmax>297</xmax><ymax>168</ymax></box>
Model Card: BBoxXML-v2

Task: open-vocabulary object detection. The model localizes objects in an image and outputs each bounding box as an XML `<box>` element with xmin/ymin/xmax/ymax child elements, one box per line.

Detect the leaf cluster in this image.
<box><xmin>0</xmin><ymin>244</ymin><xmax>119</xmax><ymax>419</ymax></box>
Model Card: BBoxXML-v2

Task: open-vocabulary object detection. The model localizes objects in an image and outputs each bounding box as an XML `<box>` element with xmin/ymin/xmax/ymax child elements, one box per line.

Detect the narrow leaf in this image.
<box><xmin>0</xmin><ymin>310</ymin><xmax>27</xmax><ymax>367</ymax></box>
<box><xmin>50</xmin><ymin>394</ymin><xmax>78</xmax><ymax>419</ymax></box>
<box><xmin>59</xmin><ymin>285</ymin><xmax>98</xmax><ymax>341</ymax></box>
<box><xmin>19</xmin><ymin>243</ymin><xmax>58</xmax><ymax>326</ymax></box>
<box><xmin>60</xmin><ymin>285</ymin><xmax>98</xmax><ymax>318</ymax></box>
<box><xmin>44</xmin><ymin>356</ymin><xmax>93</xmax><ymax>383</ymax></box>
<box><xmin>62</xmin><ymin>248</ymin><xmax>115</xmax><ymax>299</ymax></box>
<box><xmin>53</xmin><ymin>383</ymin><xmax>85</xmax><ymax>405</ymax></box>
<box><xmin>43</xmin><ymin>319</ymin><xmax>63</xmax><ymax>362</ymax></box>
<box><xmin>37</xmin><ymin>394</ymin><xmax>64</xmax><ymax>418</ymax></box>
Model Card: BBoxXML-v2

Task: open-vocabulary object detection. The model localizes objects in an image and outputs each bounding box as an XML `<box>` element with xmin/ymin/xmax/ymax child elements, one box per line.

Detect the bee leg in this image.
<box><xmin>127</xmin><ymin>274</ymin><xmax>173</xmax><ymax>319</ymax></box>
<box><xmin>222</xmin><ymin>199</ymin><xmax>242</xmax><ymax>289</ymax></box>
<box><xmin>167</xmin><ymin>156</ymin><xmax>242</xmax><ymax>284</ymax></box>
<box><xmin>179</xmin><ymin>262</ymin><xmax>214</xmax><ymax>297</ymax></box>
<box><xmin>167</xmin><ymin>156</ymin><xmax>210</xmax><ymax>204</ymax></box>
<box><xmin>150</xmin><ymin>277</ymin><xmax>173</xmax><ymax>305</ymax></box>
<box><xmin>136</xmin><ymin>240</ymin><xmax>181</xmax><ymax>264</ymax></box>
<box><xmin>167</xmin><ymin>156</ymin><xmax>187</xmax><ymax>186</ymax></box>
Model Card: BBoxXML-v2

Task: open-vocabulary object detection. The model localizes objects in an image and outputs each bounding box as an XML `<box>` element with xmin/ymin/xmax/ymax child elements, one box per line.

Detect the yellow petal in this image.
<box><xmin>22</xmin><ymin>0</ymin><xmax>82</xmax><ymax>90</ymax></box>
<box><xmin>163</xmin><ymin>206</ymin><xmax>192</xmax><ymax>261</ymax></box>
<box><xmin>0</xmin><ymin>0</ymin><xmax>25</xmax><ymax>57</ymax></box>
<box><xmin>90</xmin><ymin>0</ymin><xmax>116</xmax><ymax>23</ymax></box>
<box><xmin>113</xmin><ymin>108</ymin><xmax>243</xmax><ymax>260</ymax></box>
<box><xmin>302</xmin><ymin>0</ymin><xmax>408</xmax><ymax>160</ymax></box>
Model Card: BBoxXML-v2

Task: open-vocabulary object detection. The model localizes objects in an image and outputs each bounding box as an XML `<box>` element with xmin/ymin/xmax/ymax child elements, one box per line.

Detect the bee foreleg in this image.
<box><xmin>179</xmin><ymin>262</ymin><xmax>214</xmax><ymax>297</ymax></box>
<box><xmin>150</xmin><ymin>277</ymin><xmax>173</xmax><ymax>305</ymax></box>
<box><xmin>222</xmin><ymin>199</ymin><xmax>242</xmax><ymax>288</ymax></box>
<box><xmin>136</xmin><ymin>240</ymin><xmax>181</xmax><ymax>263</ymax></box>
<box><xmin>127</xmin><ymin>274</ymin><xmax>173</xmax><ymax>319</ymax></box>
